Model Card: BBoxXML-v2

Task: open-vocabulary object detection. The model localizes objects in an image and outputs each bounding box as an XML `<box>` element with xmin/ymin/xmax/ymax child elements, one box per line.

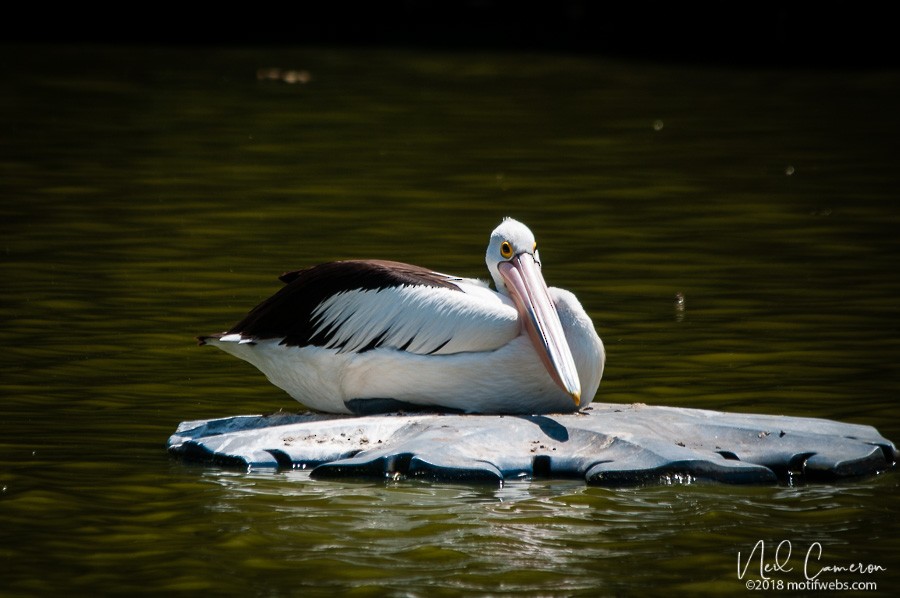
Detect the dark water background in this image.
<box><xmin>2</xmin><ymin>45</ymin><xmax>898</xmax><ymax>595</ymax></box>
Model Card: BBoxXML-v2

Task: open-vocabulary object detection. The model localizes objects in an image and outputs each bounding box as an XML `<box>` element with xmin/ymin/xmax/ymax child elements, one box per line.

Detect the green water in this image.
<box><xmin>2</xmin><ymin>45</ymin><xmax>898</xmax><ymax>596</ymax></box>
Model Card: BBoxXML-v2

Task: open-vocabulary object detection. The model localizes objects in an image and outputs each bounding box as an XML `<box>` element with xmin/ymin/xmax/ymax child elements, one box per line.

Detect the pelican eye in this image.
<box><xmin>500</xmin><ymin>241</ymin><xmax>513</xmax><ymax>259</ymax></box>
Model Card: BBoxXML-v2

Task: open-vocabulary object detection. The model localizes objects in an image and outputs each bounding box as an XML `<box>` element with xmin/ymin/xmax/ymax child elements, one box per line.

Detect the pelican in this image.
<box><xmin>199</xmin><ymin>218</ymin><xmax>605</xmax><ymax>415</ymax></box>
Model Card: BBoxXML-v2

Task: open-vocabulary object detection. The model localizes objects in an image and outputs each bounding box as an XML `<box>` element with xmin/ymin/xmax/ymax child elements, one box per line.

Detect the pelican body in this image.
<box><xmin>200</xmin><ymin>219</ymin><xmax>605</xmax><ymax>415</ymax></box>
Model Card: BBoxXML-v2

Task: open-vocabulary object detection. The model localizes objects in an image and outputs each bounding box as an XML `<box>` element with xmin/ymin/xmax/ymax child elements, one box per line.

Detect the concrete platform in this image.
<box><xmin>168</xmin><ymin>403</ymin><xmax>898</xmax><ymax>485</ymax></box>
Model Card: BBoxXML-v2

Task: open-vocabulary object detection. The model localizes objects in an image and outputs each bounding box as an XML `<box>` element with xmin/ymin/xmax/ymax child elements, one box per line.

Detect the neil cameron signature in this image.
<box><xmin>737</xmin><ymin>540</ymin><xmax>886</xmax><ymax>581</ymax></box>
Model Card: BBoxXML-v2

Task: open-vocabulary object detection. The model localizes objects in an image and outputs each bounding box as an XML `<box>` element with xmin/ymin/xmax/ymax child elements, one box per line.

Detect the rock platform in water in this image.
<box><xmin>168</xmin><ymin>403</ymin><xmax>897</xmax><ymax>486</ymax></box>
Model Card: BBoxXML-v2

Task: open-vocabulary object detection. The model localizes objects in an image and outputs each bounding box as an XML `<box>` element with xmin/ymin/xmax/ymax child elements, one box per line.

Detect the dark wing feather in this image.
<box><xmin>224</xmin><ymin>260</ymin><xmax>461</xmax><ymax>348</ymax></box>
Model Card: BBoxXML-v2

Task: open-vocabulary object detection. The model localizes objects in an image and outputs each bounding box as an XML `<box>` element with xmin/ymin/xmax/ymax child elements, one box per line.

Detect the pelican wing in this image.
<box><xmin>211</xmin><ymin>260</ymin><xmax>520</xmax><ymax>355</ymax></box>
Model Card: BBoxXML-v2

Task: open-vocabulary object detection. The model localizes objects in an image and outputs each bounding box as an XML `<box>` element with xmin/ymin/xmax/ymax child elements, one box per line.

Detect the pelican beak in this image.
<box><xmin>498</xmin><ymin>254</ymin><xmax>582</xmax><ymax>405</ymax></box>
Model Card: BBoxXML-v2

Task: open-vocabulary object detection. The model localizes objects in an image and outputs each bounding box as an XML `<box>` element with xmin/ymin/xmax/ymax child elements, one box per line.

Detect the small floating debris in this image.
<box><xmin>674</xmin><ymin>291</ymin><xmax>685</xmax><ymax>321</ymax></box>
<box><xmin>785</xmin><ymin>165</ymin><xmax>795</xmax><ymax>176</ymax></box>
<box><xmin>652</xmin><ymin>119</ymin><xmax>664</xmax><ymax>131</ymax></box>
<box><xmin>256</xmin><ymin>68</ymin><xmax>312</xmax><ymax>84</ymax></box>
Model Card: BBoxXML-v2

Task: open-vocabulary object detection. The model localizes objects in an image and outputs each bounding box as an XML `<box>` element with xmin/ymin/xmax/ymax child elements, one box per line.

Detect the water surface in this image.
<box><xmin>2</xmin><ymin>45</ymin><xmax>898</xmax><ymax>595</ymax></box>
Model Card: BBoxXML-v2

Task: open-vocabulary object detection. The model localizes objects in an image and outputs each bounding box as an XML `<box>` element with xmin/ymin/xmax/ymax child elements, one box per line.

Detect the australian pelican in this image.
<box><xmin>199</xmin><ymin>218</ymin><xmax>605</xmax><ymax>415</ymax></box>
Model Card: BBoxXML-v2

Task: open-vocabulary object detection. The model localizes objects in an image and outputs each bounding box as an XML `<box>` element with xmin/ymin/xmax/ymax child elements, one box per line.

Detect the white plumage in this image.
<box><xmin>308</xmin><ymin>282</ymin><xmax>518</xmax><ymax>355</ymax></box>
<box><xmin>200</xmin><ymin>219</ymin><xmax>605</xmax><ymax>415</ymax></box>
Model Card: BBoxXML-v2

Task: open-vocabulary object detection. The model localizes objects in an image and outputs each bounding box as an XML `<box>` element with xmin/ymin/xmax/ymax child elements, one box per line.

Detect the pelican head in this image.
<box><xmin>485</xmin><ymin>218</ymin><xmax>582</xmax><ymax>405</ymax></box>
